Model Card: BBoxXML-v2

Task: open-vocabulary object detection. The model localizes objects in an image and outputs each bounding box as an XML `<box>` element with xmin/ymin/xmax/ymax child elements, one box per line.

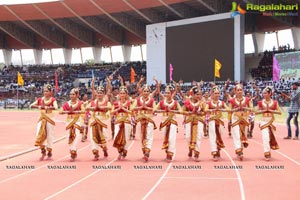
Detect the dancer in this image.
<box><xmin>156</xmin><ymin>85</ymin><xmax>182</xmax><ymax>162</ymax></box>
<box><xmin>132</xmin><ymin>84</ymin><xmax>157</xmax><ymax>162</ymax></box>
<box><xmin>182</xmin><ymin>86</ymin><xmax>205</xmax><ymax>162</ymax></box>
<box><xmin>228</xmin><ymin>83</ymin><xmax>253</xmax><ymax>161</ymax></box>
<box><xmin>30</xmin><ymin>84</ymin><xmax>58</xmax><ymax>160</ymax></box>
<box><xmin>206</xmin><ymin>86</ymin><xmax>227</xmax><ymax>161</ymax></box>
<box><xmin>255</xmin><ymin>86</ymin><xmax>282</xmax><ymax>161</ymax></box>
<box><xmin>224</xmin><ymin>80</ymin><xmax>235</xmax><ymax>136</ymax></box>
<box><xmin>86</xmin><ymin>86</ymin><xmax>111</xmax><ymax>161</ymax></box>
<box><xmin>111</xmin><ymin>86</ymin><xmax>132</xmax><ymax>160</ymax></box>
<box><xmin>59</xmin><ymin>88</ymin><xmax>85</xmax><ymax>161</ymax></box>
<box><xmin>81</xmin><ymin>93</ymin><xmax>90</xmax><ymax>142</ymax></box>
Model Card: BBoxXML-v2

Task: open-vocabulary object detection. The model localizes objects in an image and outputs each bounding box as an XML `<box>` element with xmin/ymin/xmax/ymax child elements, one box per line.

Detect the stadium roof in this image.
<box><xmin>0</xmin><ymin>0</ymin><xmax>299</xmax><ymax>49</ymax></box>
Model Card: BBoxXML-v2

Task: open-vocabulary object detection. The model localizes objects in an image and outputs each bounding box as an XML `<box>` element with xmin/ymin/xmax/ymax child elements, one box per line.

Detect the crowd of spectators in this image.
<box><xmin>250</xmin><ymin>46</ymin><xmax>297</xmax><ymax>80</ymax></box>
<box><xmin>0</xmin><ymin>60</ymin><xmax>299</xmax><ymax>109</ymax></box>
<box><xmin>0</xmin><ymin>63</ymin><xmax>119</xmax><ymax>107</ymax></box>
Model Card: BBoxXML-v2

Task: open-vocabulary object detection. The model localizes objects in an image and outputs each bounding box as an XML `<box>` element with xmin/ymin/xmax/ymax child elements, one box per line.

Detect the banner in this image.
<box><xmin>55</xmin><ymin>71</ymin><xmax>59</xmax><ymax>92</ymax></box>
<box><xmin>169</xmin><ymin>63</ymin><xmax>173</xmax><ymax>81</ymax></box>
<box><xmin>131</xmin><ymin>67</ymin><xmax>136</xmax><ymax>83</ymax></box>
<box><xmin>272</xmin><ymin>55</ymin><xmax>280</xmax><ymax>81</ymax></box>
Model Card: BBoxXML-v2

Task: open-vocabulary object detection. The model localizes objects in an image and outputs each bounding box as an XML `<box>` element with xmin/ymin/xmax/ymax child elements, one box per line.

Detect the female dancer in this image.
<box><xmin>156</xmin><ymin>85</ymin><xmax>182</xmax><ymax>162</ymax></box>
<box><xmin>224</xmin><ymin>80</ymin><xmax>235</xmax><ymax>136</ymax></box>
<box><xmin>59</xmin><ymin>88</ymin><xmax>85</xmax><ymax>161</ymax></box>
<box><xmin>255</xmin><ymin>86</ymin><xmax>281</xmax><ymax>161</ymax></box>
<box><xmin>228</xmin><ymin>83</ymin><xmax>253</xmax><ymax>161</ymax></box>
<box><xmin>86</xmin><ymin>86</ymin><xmax>112</xmax><ymax>161</ymax></box>
<box><xmin>81</xmin><ymin>93</ymin><xmax>91</xmax><ymax>142</ymax></box>
<box><xmin>132</xmin><ymin>84</ymin><xmax>157</xmax><ymax>162</ymax></box>
<box><xmin>182</xmin><ymin>86</ymin><xmax>205</xmax><ymax>162</ymax></box>
<box><xmin>30</xmin><ymin>84</ymin><xmax>58</xmax><ymax>160</ymax></box>
<box><xmin>111</xmin><ymin>86</ymin><xmax>132</xmax><ymax>160</ymax></box>
<box><xmin>206</xmin><ymin>86</ymin><xmax>227</xmax><ymax>161</ymax></box>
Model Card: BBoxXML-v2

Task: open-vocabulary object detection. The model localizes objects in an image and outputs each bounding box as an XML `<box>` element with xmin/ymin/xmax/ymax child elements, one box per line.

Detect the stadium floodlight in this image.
<box><xmin>0</xmin><ymin>0</ymin><xmax>61</xmax><ymax>5</ymax></box>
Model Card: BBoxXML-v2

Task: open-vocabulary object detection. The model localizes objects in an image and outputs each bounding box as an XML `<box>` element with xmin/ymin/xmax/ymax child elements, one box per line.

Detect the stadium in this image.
<box><xmin>0</xmin><ymin>0</ymin><xmax>300</xmax><ymax>200</ymax></box>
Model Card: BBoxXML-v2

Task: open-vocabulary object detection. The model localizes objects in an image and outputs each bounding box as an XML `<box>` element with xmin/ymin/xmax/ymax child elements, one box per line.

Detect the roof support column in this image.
<box><xmin>109</xmin><ymin>47</ymin><xmax>113</xmax><ymax>63</ymax></box>
<box><xmin>92</xmin><ymin>47</ymin><xmax>102</xmax><ymax>63</ymax></box>
<box><xmin>252</xmin><ymin>32</ymin><xmax>265</xmax><ymax>55</ymax></box>
<box><xmin>63</xmin><ymin>48</ymin><xmax>72</xmax><ymax>64</ymax></box>
<box><xmin>2</xmin><ymin>49</ymin><xmax>12</xmax><ymax>66</ymax></box>
<box><xmin>19</xmin><ymin>50</ymin><xmax>23</xmax><ymax>66</ymax></box>
<box><xmin>140</xmin><ymin>45</ymin><xmax>144</xmax><ymax>61</ymax></box>
<box><xmin>122</xmin><ymin>45</ymin><xmax>132</xmax><ymax>62</ymax></box>
<box><xmin>291</xmin><ymin>27</ymin><xmax>300</xmax><ymax>50</ymax></box>
<box><xmin>33</xmin><ymin>49</ymin><xmax>43</xmax><ymax>65</ymax></box>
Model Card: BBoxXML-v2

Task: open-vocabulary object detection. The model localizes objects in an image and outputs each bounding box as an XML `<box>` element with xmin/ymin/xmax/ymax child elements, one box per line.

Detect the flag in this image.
<box><xmin>55</xmin><ymin>71</ymin><xmax>59</xmax><ymax>92</ymax></box>
<box><xmin>17</xmin><ymin>72</ymin><xmax>24</xmax><ymax>86</ymax></box>
<box><xmin>272</xmin><ymin>55</ymin><xmax>280</xmax><ymax>81</ymax></box>
<box><xmin>169</xmin><ymin>63</ymin><xmax>173</xmax><ymax>81</ymax></box>
<box><xmin>91</xmin><ymin>69</ymin><xmax>94</xmax><ymax>79</ymax></box>
<box><xmin>214</xmin><ymin>59</ymin><xmax>222</xmax><ymax>78</ymax></box>
<box><xmin>131</xmin><ymin>67</ymin><xmax>136</xmax><ymax>83</ymax></box>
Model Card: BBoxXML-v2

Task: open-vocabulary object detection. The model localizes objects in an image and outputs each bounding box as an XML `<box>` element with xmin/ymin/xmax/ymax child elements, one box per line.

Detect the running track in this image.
<box><xmin>0</xmin><ymin>111</ymin><xmax>299</xmax><ymax>200</ymax></box>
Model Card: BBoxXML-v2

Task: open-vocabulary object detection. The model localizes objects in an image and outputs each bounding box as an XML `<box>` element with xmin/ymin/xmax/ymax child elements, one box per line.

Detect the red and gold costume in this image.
<box><xmin>112</xmin><ymin>100</ymin><xmax>132</xmax><ymax>159</ymax></box>
<box><xmin>89</xmin><ymin>99</ymin><xmax>111</xmax><ymax>160</ymax></box>
<box><xmin>32</xmin><ymin>96</ymin><xmax>58</xmax><ymax>159</ymax></box>
<box><xmin>132</xmin><ymin>96</ymin><xmax>157</xmax><ymax>160</ymax></box>
<box><xmin>182</xmin><ymin>99</ymin><xmax>205</xmax><ymax>160</ymax></box>
<box><xmin>257</xmin><ymin>98</ymin><xmax>281</xmax><ymax>159</ymax></box>
<box><xmin>61</xmin><ymin>100</ymin><xmax>84</xmax><ymax>160</ymax></box>
<box><xmin>157</xmin><ymin>98</ymin><xmax>181</xmax><ymax>161</ymax></box>
<box><xmin>228</xmin><ymin>96</ymin><xmax>253</xmax><ymax>158</ymax></box>
<box><xmin>206</xmin><ymin>100</ymin><xmax>226</xmax><ymax>158</ymax></box>
<box><xmin>81</xmin><ymin>99</ymin><xmax>91</xmax><ymax>142</ymax></box>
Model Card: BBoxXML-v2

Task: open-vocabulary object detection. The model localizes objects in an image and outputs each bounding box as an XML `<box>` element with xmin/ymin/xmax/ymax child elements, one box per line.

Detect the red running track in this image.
<box><xmin>0</xmin><ymin>111</ymin><xmax>299</xmax><ymax>200</ymax></box>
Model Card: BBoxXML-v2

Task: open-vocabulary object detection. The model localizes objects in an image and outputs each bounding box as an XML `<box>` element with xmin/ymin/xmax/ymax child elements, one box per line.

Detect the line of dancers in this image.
<box><xmin>30</xmin><ymin>79</ymin><xmax>282</xmax><ymax>162</ymax></box>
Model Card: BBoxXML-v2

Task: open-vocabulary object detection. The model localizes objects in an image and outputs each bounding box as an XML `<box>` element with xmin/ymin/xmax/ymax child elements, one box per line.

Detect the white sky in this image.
<box><xmin>0</xmin><ymin>29</ymin><xmax>295</xmax><ymax>65</ymax></box>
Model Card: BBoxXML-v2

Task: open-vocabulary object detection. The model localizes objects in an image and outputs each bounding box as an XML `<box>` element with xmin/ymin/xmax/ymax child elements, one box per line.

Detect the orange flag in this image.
<box><xmin>131</xmin><ymin>67</ymin><xmax>136</xmax><ymax>83</ymax></box>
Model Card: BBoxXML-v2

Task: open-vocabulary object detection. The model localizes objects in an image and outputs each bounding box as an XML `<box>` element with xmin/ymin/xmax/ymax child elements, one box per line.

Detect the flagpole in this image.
<box><xmin>214</xmin><ymin>67</ymin><xmax>216</xmax><ymax>83</ymax></box>
<box><xmin>17</xmin><ymin>85</ymin><xmax>19</xmax><ymax>110</ymax></box>
<box><xmin>54</xmin><ymin>71</ymin><xmax>56</xmax><ymax>97</ymax></box>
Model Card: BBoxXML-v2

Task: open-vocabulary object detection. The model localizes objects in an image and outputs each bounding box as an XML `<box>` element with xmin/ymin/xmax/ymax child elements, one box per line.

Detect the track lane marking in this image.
<box><xmin>44</xmin><ymin>141</ymin><xmax>135</xmax><ymax>200</ymax></box>
<box><xmin>142</xmin><ymin>162</ymin><xmax>172</xmax><ymax>200</ymax></box>
<box><xmin>0</xmin><ymin>136</ymin><xmax>66</xmax><ymax>162</ymax></box>
<box><xmin>222</xmin><ymin>149</ymin><xmax>246</xmax><ymax>200</ymax></box>
<box><xmin>165</xmin><ymin>176</ymin><xmax>238</xmax><ymax>180</ymax></box>
<box><xmin>250</xmin><ymin>139</ymin><xmax>300</xmax><ymax>166</ymax></box>
<box><xmin>0</xmin><ymin>144</ymin><xmax>91</xmax><ymax>184</ymax></box>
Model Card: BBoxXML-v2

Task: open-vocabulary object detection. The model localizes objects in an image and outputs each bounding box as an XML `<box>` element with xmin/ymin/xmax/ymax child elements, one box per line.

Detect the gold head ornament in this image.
<box><xmin>142</xmin><ymin>84</ymin><xmax>151</xmax><ymax>92</ymax></box>
<box><xmin>96</xmin><ymin>85</ymin><xmax>105</xmax><ymax>93</ymax></box>
<box><xmin>235</xmin><ymin>83</ymin><xmax>243</xmax><ymax>90</ymax></box>
<box><xmin>44</xmin><ymin>84</ymin><xmax>53</xmax><ymax>92</ymax></box>
<box><xmin>190</xmin><ymin>86</ymin><xmax>201</xmax><ymax>95</ymax></box>
<box><xmin>165</xmin><ymin>84</ymin><xmax>175</xmax><ymax>93</ymax></box>
<box><xmin>70</xmin><ymin>88</ymin><xmax>80</xmax><ymax>96</ymax></box>
<box><xmin>263</xmin><ymin>86</ymin><xmax>272</xmax><ymax>95</ymax></box>
<box><xmin>212</xmin><ymin>85</ymin><xmax>220</xmax><ymax>93</ymax></box>
<box><xmin>119</xmin><ymin>86</ymin><xmax>128</xmax><ymax>93</ymax></box>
